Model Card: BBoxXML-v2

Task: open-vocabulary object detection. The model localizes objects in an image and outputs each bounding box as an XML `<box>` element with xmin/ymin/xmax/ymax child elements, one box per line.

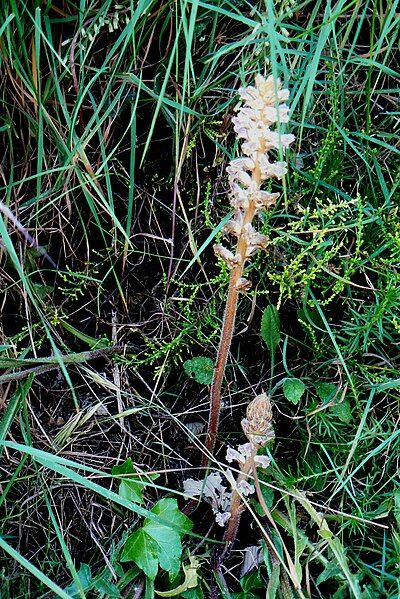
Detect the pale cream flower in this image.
<box><xmin>240</xmin><ymin>74</ymin><xmax>289</xmax><ymax>105</ymax></box>
<box><xmin>226</xmin><ymin>157</ymin><xmax>255</xmax><ymax>178</ymax></box>
<box><xmin>259</xmin><ymin>155</ymin><xmax>288</xmax><ymax>180</ymax></box>
<box><xmin>221</xmin><ymin>74</ymin><xmax>294</xmax><ymax>283</ymax></box>
<box><xmin>183</xmin><ymin>473</ymin><xmax>232</xmax><ymax>526</ymax></box>
<box><xmin>226</xmin><ymin>443</ymin><xmax>271</xmax><ymax>470</ymax></box>
<box><xmin>223</xmin><ymin>211</ymin><xmax>244</xmax><ymax>237</ymax></box>
<box><xmin>242</xmin><ymin>223</ymin><xmax>268</xmax><ymax>256</ymax></box>
<box><xmin>254</xmin><ymin>455</ymin><xmax>271</xmax><ymax>469</ymax></box>
<box><xmin>235</xmin><ymin>277</ymin><xmax>252</xmax><ymax>293</ymax></box>
<box><xmin>229</xmin><ymin>182</ymin><xmax>251</xmax><ymax>209</ymax></box>
<box><xmin>230</xmin><ymin>181</ymin><xmax>262</xmax><ymax>210</ymax></box>
<box><xmin>226</xmin><ymin>446</ymin><xmax>246</xmax><ymax>464</ymax></box>
<box><xmin>213</xmin><ymin>244</ymin><xmax>242</xmax><ymax>268</ymax></box>
<box><xmin>215</xmin><ymin>511</ymin><xmax>231</xmax><ymax>526</ymax></box>
<box><xmin>264</xmin><ymin>130</ymin><xmax>295</xmax><ymax>151</ymax></box>
<box><xmin>226</xmin><ymin>443</ymin><xmax>253</xmax><ymax>464</ymax></box>
<box><xmin>237</xmin><ymin>480</ymin><xmax>255</xmax><ymax>496</ymax></box>
<box><xmin>252</xmin><ymin>190</ymin><xmax>280</xmax><ymax>211</ymax></box>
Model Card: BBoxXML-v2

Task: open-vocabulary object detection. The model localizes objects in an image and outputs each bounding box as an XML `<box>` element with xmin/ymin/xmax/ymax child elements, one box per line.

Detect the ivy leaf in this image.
<box><xmin>94</xmin><ymin>576</ymin><xmax>121</xmax><ymax>598</ymax></box>
<box><xmin>260</xmin><ymin>306</ymin><xmax>280</xmax><ymax>354</ymax></box>
<box><xmin>183</xmin><ymin>357</ymin><xmax>214</xmax><ymax>385</ymax></box>
<box><xmin>120</xmin><ymin>498</ymin><xmax>193</xmax><ymax>581</ymax></box>
<box><xmin>112</xmin><ymin>458</ymin><xmax>144</xmax><ymax>504</ymax></box>
<box><xmin>121</xmin><ymin>529</ymin><xmax>159</xmax><ymax>579</ymax></box>
<box><xmin>149</xmin><ymin>498</ymin><xmax>193</xmax><ymax>533</ymax></box>
<box><xmin>63</xmin><ymin>563</ymin><xmax>92</xmax><ymax>596</ymax></box>
<box><xmin>143</xmin><ymin>522</ymin><xmax>182</xmax><ymax>577</ymax></box>
<box><xmin>283</xmin><ymin>378</ymin><xmax>306</xmax><ymax>405</ymax></box>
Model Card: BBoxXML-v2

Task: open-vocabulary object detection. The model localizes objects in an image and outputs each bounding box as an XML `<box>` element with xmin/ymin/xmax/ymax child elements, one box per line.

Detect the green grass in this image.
<box><xmin>0</xmin><ymin>0</ymin><xmax>399</xmax><ymax>597</ymax></box>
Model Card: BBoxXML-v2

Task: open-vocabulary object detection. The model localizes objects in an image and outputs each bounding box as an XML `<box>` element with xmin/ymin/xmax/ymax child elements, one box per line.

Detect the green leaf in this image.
<box><xmin>240</xmin><ymin>570</ymin><xmax>263</xmax><ymax>592</ymax></box>
<box><xmin>143</xmin><ymin>522</ymin><xmax>182</xmax><ymax>577</ymax></box>
<box><xmin>149</xmin><ymin>498</ymin><xmax>193</xmax><ymax>533</ymax></box>
<box><xmin>254</xmin><ymin>486</ymin><xmax>274</xmax><ymax>517</ymax></box>
<box><xmin>331</xmin><ymin>399</ymin><xmax>352</xmax><ymax>424</ymax></box>
<box><xmin>318</xmin><ymin>528</ymin><xmax>333</xmax><ymax>540</ymax></box>
<box><xmin>394</xmin><ymin>490</ymin><xmax>400</xmax><ymax>529</ymax></box>
<box><xmin>63</xmin><ymin>563</ymin><xmax>92</xmax><ymax>596</ymax></box>
<box><xmin>265</xmin><ymin>563</ymin><xmax>280</xmax><ymax>599</ymax></box>
<box><xmin>121</xmin><ymin>529</ymin><xmax>159</xmax><ymax>579</ymax></box>
<box><xmin>112</xmin><ymin>458</ymin><xmax>144</xmax><ymax>504</ymax></box>
<box><xmin>121</xmin><ymin>499</ymin><xmax>193</xmax><ymax>580</ymax></box>
<box><xmin>94</xmin><ymin>576</ymin><xmax>121</xmax><ymax>598</ymax></box>
<box><xmin>283</xmin><ymin>378</ymin><xmax>306</xmax><ymax>405</ymax></box>
<box><xmin>260</xmin><ymin>305</ymin><xmax>280</xmax><ymax>354</ymax></box>
<box><xmin>182</xmin><ymin>585</ymin><xmax>204</xmax><ymax>599</ymax></box>
<box><xmin>0</xmin><ymin>345</ymin><xmax>13</xmax><ymax>352</ymax></box>
<box><xmin>316</xmin><ymin>559</ymin><xmax>344</xmax><ymax>585</ymax></box>
<box><xmin>183</xmin><ymin>357</ymin><xmax>214</xmax><ymax>385</ymax></box>
<box><xmin>315</xmin><ymin>382</ymin><xmax>336</xmax><ymax>403</ymax></box>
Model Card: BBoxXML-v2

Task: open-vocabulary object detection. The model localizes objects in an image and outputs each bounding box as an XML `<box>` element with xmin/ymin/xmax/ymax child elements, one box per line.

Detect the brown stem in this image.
<box><xmin>202</xmin><ymin>272</ymin><xmax>239</xmax><ymax>465</ymax></box>
<box><xmin>203</xmin><ymin>163</ymin><xmax>261</xmax><ymax>466</ymax></box>
<box><xmin>223</xmin><ymin>457</ymin><xmax>253</xmax><ymax>545</ymax></box>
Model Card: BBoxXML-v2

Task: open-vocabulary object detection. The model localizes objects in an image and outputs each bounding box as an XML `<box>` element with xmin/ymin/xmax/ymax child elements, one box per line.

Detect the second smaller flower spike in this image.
<box><xmin>241</xmin><ymin>393</ymin><xmax>275</xmax><ymax>448</ymax></box>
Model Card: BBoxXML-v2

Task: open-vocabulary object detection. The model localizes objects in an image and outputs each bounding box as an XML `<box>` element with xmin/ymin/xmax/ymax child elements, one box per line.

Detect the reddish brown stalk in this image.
<box><xmin>203</xmin><ymin>165</ymin><xmax>261</xmax><ymax>465</ymax></box>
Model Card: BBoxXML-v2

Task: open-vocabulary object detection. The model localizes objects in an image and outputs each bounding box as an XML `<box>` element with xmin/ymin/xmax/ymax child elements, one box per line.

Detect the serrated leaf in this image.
<box><xmin>283</xmin><ymin>378</ymin><xmax>306</xmax><ymax>405</ymax></box>
<box><xmin>183</xmin><ymin>357</ymin><xmax>214</xmax><ymax>385</ymax></box>
<box><xmin>112</xmin><ymin>458</ymin><xmax>143</xmax><ymax>504</ymax></box>
<box><xmin>316</xmin><ymin>559</ymin><xmax>344</xmax><ymax>585</ymax></box>
<box><xmin>315</xmin><ymin>382</ymin><xmax>336</xmax><ymax>403</ymax></box>
<box><xmin>265</xmin><ymin>563</ymin><xmax>280</xmax><ymax>599</ymax></box>
<box><xmin>260</xmin><ymin>305</ymin><xmax>280</xmax><ymax>354</ymax></box>
<box><xmin>331</xmin><ymin>399</ymin><xmax>352</xmax><ymax>424</ymax></box>
<box><xmin>240</xmin><ymin>569</ymin><xmax>263</xmax><ymax>592</ymax></box>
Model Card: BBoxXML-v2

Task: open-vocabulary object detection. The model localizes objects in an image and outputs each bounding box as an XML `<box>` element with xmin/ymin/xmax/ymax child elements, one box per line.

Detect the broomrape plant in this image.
<box><xmin>183</xmin><ymin>73</ymin><xmax>300</xmax><ymax>595</ymax></box>
<box><xmin>205</xmin><ymin>74</ymin><xmax>295</xmax><ymax>461</ymax></box>
<box><xmin>184</xmin><ymin>71</ymin><xmax>294</xmax><ymax>557</ymax></box>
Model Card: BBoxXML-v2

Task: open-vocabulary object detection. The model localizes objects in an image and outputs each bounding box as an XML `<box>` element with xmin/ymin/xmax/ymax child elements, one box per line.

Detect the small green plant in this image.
<box><xmin>183</xmin><ymin>356</ymin><xmax>214</xmax><ymax>385</ymax></box>
<box><xmin>120</xmin><ymin>498</ymin><xmax>193</xmax><ymax>585</ymax></box>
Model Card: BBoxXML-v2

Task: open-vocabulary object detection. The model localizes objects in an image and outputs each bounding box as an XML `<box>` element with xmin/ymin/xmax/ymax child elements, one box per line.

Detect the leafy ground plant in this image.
<box><xmin>0</xmin><ymin>0</ymin><xmax>399</xmax><ymax>598</ymax></box>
